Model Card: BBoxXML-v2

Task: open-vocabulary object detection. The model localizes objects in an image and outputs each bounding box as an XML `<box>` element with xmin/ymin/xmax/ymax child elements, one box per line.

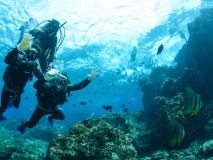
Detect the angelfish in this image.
<box><xmin>166</xmin><ymin>119</ymin><xmax>185</xmax><ymax>147</ymax></box>
<box><xmin>180</xmin><ymin>87</ymin><xmax>202</xmax><ymax>116</ymax></box>
<box><xmin>157</xmin><ymin>44</ymin><xmax>164</xmax><ymax>55</ymax></box>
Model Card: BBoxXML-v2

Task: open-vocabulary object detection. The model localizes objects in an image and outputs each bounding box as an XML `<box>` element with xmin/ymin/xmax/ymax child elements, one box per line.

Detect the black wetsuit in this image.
<box><xmin>128</xmin><ymin>46</ymin><xmax>137</xmax><ymax>69</ymax></box>
<box><xmin>23</xmin><ymin>77</ymin><xmax>91</xmax><ymax>128</ymax></box>
<box><xmin>29</xmin><ymin>29</ymin><xmax>57</xmax><ymax>73</ymax></box>
<box><xmin>0</xmin><ymin>48</ymin><xmax>43</xmax><ymax>115</ymax></box>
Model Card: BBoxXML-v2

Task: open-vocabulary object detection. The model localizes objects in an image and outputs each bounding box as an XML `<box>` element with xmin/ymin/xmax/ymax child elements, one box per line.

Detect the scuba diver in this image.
<box><xmin>17</xmin><ymin>18</ymin><xmax>38</xmax><ymax>44</ymax></box>
<box><xmin>0</xmin><ymin>35</ymin><xmax>43</xmax><ymax>122</ymax></box>
<box><xmin>128</xmin><ymin>42</ymin><xmax>139</xmax><ymax>70</ymax></box>
<box><xmin>29</xmin><ymin>19</ymin><xmax>66</xmax><ymax>73</ymax></box>
<box><xmin>17</xmin><ymin>67</ymin><xmax>98</xmax><ymax>134</ymax></box>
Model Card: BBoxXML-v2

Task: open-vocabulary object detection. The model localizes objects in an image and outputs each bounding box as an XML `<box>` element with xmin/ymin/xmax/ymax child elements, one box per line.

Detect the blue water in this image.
<box><xmin>0</xmin><ymin>0</ymin><xmax>213</xmax><ymax>123</ymax></box>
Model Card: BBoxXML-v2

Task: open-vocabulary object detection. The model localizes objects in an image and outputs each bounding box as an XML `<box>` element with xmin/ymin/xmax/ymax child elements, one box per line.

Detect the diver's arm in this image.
<box><xmin>67</xmin><ymin>67</ymin><xmax>98</xmax><ymax>92</ymax></box>
<box><xmin>67</xmin><ymin>78</ymin><xmax>91</xmax><ymax>92</ymax></box>
<box><xmin>48</xmin><ymin>37</ymin><xmax>57</xmax><ymax>62</ymax></box>
<box><xmin>34</xmin><ymin>63</ymin><xmax>44</xmax><ymax>79</ymax></box>
<box><xmin>33</xmin><ymin>77</ymin><xmax>46</xmax><ymax>90</ymax></box>
<box><xmin>33</xmin><ymin>77</ymin><xmax>53</xmax><ymax>93</ymax></box>
<box><xmin>28</xmin><ymin>29</ymin><xmax>37</xmax><ymax>36</ymax></box>
<box><xmin>4</xmin><ymin>48</ymin><xmax>19</xmax><ymax>65</ymax></box>
<box><xmin>130</xmin><ymin>46</ymin><xmax>137</xmax><ymax>61</ymax></box>
<box><xmin>6</xmin><ymin>34</ymin><xmax>33</xmax><ymax>65</ymax></box>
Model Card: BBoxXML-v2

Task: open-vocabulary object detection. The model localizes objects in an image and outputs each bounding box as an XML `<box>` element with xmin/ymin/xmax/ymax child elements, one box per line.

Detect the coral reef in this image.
<box><xmin>3</xmin><ymin>116</ymin><xmax>68</xmax><ymax>142</ymax></box>
<box><xmin>100</xmin><ymin>111</ymin><xmax>154</xmax><ymax>157</ymax></box>
<box><xmin>45</xmin><ymin>114</ymin><xmax>139</xmax><ymax>160</ymax></box>
<box><xmin>204</xmin><ymin>118</ymin><xmax>213</xmax><ymax>139</ymax></box>
<box><xmin>0</xmin><ymin>126</ymin><xmax>48</xmax><ymax>160</ymax></box>
<box><xmin>0</xmin><ymin>110</ymin><xmax>213</xmax><ymax>159</ymax></box>
<box><xmin>152</xmin><ymin>94</ymin><xmax>212</xmax><ymax>149</ymax></box>
<box><xmin>100</xmin><ymin>111</ymin><xmax>146</xmax><ymax>139</ymax></box>
<box><xmin>201</xmin><ymin>139</ymin><xmax>213</xmax><ymax>157</ymax></box>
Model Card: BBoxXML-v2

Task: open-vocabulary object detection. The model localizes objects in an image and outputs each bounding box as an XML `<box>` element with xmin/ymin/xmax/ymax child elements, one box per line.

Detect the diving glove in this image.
<box><xmin>87</xmin><ymin>67</ymin><xmax>98</xmax><ymax>81</ymax></box>
<box><xmin>17</xmin><ymin>34</ymin><xmax>34</xmax><ymax>51</ymax></box>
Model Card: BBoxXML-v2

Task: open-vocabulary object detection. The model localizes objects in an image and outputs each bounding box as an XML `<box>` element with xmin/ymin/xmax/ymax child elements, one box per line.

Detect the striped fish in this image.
<box><xmin>180</xmin><ymin>87</ymin><xmax>202</xmax><ymax>116</ymax></box>
<box><xmin>166</xmin><ymin>119</ymin><xmax>185</xmax><ymax>147</ymax></box>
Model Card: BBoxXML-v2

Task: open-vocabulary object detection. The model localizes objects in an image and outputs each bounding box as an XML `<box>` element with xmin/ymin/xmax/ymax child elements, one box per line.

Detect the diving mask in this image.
<box><xmin>25</xmin><ymin>49</ymin><xmax>39</xmax><ymax>60</ymax></box>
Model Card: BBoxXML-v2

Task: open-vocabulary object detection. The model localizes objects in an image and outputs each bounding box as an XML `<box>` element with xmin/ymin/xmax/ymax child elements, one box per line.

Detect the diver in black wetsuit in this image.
<box><xmin>17</xmin><ymin>67</ymin><xmax>98</xmax><ymax>134</ymax></box>
<box><xmin>0</xmin><ymin>35</ymin><xmax>43</xmax><ymax>121</ymax></box>
<box><xmin>130</xmin><ymin>45</ymin><xmax>137</xmax><ymax>62</ymax></box>
<box><xmin>29</xmin><ymin>19</ymin><xmax>65</xmax><ymax>73</ymax></box>
<box><xmin>128</xmin><ymin>42</ymin><xmax>139</xmax><ymax>70</ymax></box>
<box><xmin>17</xmin><ymin>18</ymin><xmax>37</xmax><ymax>44</ymax></box>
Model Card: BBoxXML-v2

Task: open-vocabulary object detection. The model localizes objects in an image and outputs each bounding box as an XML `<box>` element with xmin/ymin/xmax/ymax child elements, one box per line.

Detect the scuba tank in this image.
<box><xmin>32</xmin><ymin>19</ymin><xmax>67</xmax><ymax>52</ymax></box>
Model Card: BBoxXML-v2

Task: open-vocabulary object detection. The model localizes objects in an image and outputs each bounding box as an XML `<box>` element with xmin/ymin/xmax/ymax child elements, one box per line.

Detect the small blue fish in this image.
<box><xmin>80</xmin><ymin>101</ymin><xmax>86</xmax><ymax>105</ymax></box>
<box><xmin>102</xmin><ymin>105</ymin><xmax>112</xmax><ymax>111</ymax></box>
<box><xmin>124</xmin><ymin>108</ymin><xmax>128</xmax><ymax>112</ymax></box>
<box><xmin>157</xmin><ymin>44</ymin><xmax>164</xmax><ymax>55</ymax></box>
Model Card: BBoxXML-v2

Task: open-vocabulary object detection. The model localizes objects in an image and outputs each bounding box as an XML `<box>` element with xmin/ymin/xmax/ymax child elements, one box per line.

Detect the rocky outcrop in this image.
<box><xmin>45</xmin><ymin>114</ymin><xmax>139</xmax><ymax>160</ymax></box>
<box><xmin>201</xmin><ymin>139</ymin><xmax>213</xmax><ymax>158</ymax></box>
<box><xmin>139</xmin><ymin>7</ymin><xmax>213</xmax><ymax>150</ymax></box>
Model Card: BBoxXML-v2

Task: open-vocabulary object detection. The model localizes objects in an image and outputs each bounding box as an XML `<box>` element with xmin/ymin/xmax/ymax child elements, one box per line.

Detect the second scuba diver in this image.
<box><xmin>29</xmin><ymin>19</ymin><xmax>65</xmax><ymax>73</ymax></box>
<box><xmin>17</xmin><ymin>67</ymin><xmax>98</xmax><ymax>134</ymax></box>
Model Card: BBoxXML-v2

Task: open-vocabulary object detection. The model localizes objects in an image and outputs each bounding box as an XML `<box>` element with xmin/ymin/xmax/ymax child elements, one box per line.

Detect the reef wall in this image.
<box><xmin>139</xmin><ymin>7</ymin><xmax>213</xmax><ymax>150</ymax></box>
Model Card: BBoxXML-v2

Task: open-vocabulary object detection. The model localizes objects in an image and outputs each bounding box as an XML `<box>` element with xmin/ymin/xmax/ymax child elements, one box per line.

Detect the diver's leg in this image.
<box><xmin>17</xmin><ymin>105</ymin><xmax>47</xmax><ymax>134</ymax></box>
<box><xmin>0</xmin><ymin>85</ymin><xmax>12</xmax><ymax>121</ymax></box>
<box><xmin>12</xmin><ymin>92</ymin><xmax>21</xmax><ymax>109</ymax></box>
<box><xmin>47</xmin><ymin>109</ymin><xmax>65</xmax><ymax>127</ymax></box>
<box><xmin>50</xmin><ymin>108</ymin><xmax>65</xmax><ymax>120</ymax></box>
<box><xmin>24</xmin><ymin>105</ymin><xmax>47</xmax><ymax>128</ymax></box>
<box><xmin>39</xmin><ymin>56</ymin><xmax>48</xmax><ymax>73</ymax></box>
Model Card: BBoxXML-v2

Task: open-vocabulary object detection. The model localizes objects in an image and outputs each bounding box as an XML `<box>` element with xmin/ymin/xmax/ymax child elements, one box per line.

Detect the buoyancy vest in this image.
<box><xmin>37</xmin><ymin>74</ymin><xmax>70</xmax><ymax>107</ymax></box>
<box><xmin>3</xmin><ymin>53</ymin><xmax>36</xmax><ymax>90</ymax></box>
